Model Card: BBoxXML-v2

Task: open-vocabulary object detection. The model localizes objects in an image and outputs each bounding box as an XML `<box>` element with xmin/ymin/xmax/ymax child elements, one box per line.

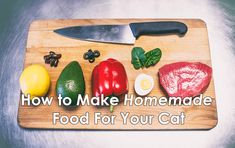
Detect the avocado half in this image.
<box><xmin>56</xmin><ymin>61</ymin><xmax>85</xmax><ymax>106</ymax></box>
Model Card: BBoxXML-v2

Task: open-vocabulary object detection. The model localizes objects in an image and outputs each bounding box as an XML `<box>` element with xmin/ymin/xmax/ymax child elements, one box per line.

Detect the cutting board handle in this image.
<box><xmin>129</xmin><ymin>21</ymin><xmax>188</xmax><ymax>38</ymax></box>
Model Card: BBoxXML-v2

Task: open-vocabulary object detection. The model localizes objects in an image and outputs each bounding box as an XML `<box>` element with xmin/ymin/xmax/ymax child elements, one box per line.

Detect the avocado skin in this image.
<box><xmin>56</xmin><ymin>61</ymin><xmax>85</xmax><ymax>106</ymax></box>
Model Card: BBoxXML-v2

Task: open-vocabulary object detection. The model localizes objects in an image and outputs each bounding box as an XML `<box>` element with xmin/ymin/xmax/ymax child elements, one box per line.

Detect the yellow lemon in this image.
<box><xmin>20</xmin><ymin>64</ymin><xmax>50</xmax><ymax>99</ymax></box>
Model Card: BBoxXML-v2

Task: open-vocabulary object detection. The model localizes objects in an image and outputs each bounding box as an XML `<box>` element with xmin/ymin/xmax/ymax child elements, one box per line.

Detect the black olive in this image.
<box><xmin>89</xmin><ymin>58</ymin><xmax>95</xmax><ymax>63</ymax></box>
<box><xmin>49</xmin><ymin>51</ymin><xmax>55</xmax><ymax>55</ymax></box>
<box><xmin>50</xmin><ymin>59</ymin><xmax>56</xmax><ymax>67</ymax></box>
<box><xmin>94</xmin><ymin>50</ymin><xmax>100</xmax><ymax>57</ymax></box>
<box><xmin>87</xmin><ymin>51</ymin><xmax>95</xmax><ymax>59</ymax></box>
<box><xmin>54</xmin><ymin>59</ymin><xmax>59</xmax><ymax>67</ymax></box>
<box><xmin>50</xmin><ymin>54</ymin><xmax>58</xmax><ymax>59</ymax></box>
<box><xmin>44</xmin><ymin>55</ymin><xmax>50</xmax><ymax>60</ymax></box>
<box><xmin>83</xmin><ymin>53</ymin><xmax>89</xmax><ymax>59</ymax></box>
<box><xmin>45</xmin><ymin>58</ymin><xmax>51</xmax><ymax>64</ymax></box>
<box><xmin>51</xmin><ymin>54</ymin><xmax>61</xmax><ymax>59</ymax></box>
<box><xmin>56</xmin><ymin>54</ymin><xmax>62</xmax><ymax>59</ymax></box>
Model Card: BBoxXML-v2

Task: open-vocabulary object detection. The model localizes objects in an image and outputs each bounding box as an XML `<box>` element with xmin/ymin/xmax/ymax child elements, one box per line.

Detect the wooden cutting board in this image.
<box><xmin>18</xmin><ymin>19</ymin><xmax>218</xmax><ymax>130</ymax></box>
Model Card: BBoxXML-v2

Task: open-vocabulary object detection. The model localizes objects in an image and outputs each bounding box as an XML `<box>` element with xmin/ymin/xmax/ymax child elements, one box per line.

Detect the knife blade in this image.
<box><xmin>54</xmin><ymin>21</ymin><xmax>188</xmax><ymax>45</ymax></box>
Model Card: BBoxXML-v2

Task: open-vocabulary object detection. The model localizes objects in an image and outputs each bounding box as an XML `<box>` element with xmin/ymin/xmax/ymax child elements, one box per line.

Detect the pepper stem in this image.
<box><xmin>110</xmin><ymin>105</ymin><xmax>114</xmax><ymax>113</ymax></box>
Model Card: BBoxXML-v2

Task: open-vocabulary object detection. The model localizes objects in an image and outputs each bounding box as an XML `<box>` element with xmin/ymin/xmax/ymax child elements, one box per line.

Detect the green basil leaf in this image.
<box><xmin>144</xmin><ymin>48</ymin><xmax>162</xmax><ymax>68</ymax></box>
<box><xmin>131</xmin><ymin>47</ymin><xmax>146</xmax><ymax>69</ymax></box>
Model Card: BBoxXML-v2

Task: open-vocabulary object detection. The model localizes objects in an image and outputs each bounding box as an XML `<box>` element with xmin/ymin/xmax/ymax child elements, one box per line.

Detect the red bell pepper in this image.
<box><xmin>92</xmin><ymin>58</ymin><xmax>128</xmax><ymax>112</ymax></box>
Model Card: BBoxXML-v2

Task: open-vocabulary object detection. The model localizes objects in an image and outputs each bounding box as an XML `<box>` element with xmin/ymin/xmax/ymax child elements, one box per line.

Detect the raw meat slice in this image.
<box><xmin>159</xmin><ymin>62</ymin><xmax>212</xmax><ymax>98</ymax></box>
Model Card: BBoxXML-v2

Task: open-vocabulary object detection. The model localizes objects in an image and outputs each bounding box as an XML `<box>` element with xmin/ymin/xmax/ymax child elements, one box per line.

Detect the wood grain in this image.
<box><xmin>17</xmin><ymin>19</ymin><xmax>218</xmax><ymax>130</ymax></box>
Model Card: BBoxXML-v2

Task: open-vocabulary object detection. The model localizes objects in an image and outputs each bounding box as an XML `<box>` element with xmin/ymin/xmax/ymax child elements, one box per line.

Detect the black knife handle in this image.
<box><xmin>129</xmin><ymin>21</ymin><xmax>188</xmax><ymax>38</ymax></box>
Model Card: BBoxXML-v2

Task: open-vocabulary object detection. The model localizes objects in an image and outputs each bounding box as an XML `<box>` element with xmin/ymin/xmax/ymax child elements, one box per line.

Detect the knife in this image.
<box><xmin>54</xmin><ymin>21</ymin><xmax>188</xmax><ymax>45</ymax></box>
